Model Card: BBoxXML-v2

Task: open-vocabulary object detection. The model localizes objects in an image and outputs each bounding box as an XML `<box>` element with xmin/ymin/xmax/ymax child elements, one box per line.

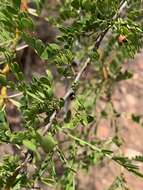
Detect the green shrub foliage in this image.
<box><xmin>0</xmin><ymin>0</ymin><xmax>143</xmax><ymax>189</ymax></box>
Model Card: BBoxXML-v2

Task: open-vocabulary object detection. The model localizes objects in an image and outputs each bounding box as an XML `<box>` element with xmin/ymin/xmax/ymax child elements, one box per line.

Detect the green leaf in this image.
<box><xmin>10</xmin><ymin>62</ymin><xmax>21</xmax><ymax>73</ymax></box>
<box><xmin>23</xmin><ymin>139</ymin><xmax>37</xmax><ymax>152</ymax></box>
<box><xmin>22</xmin><ymin>33</ymin><xmax>45</xmax><ymax>56</ymax></box>
<box><xmin>18</xmin><ymin>14</ymin><xmax>34</xmax><ymax>31</ymax></box>
<box><xmin>36</xmin><ymin>132</ymin><xmax>57</xmax><ymax>153</ymax></box>
<box><xmin>41</xmin><ymin>177</ymin><xmax>55</xmax><ymax>186</ymax></box>
<box><xmin>26</xmin><ymin>91</ymin><xmax>44</xmax><ymax>103</ymax></box>
<box><xmin>40</xmin><ymin>48</ymin><xmax>49</xmax><ymax>60</ymax></box>
<box><xmin>45</xmin><ymin>69</ymin><xmax>53</xmax><ymax>83</ymax></box>
<box><xmin>9</xmin><ymin>99</ymin><xmax>21</xmax><ymax>108</ymax></box>
<box><xmin>0</xmin><ymin>74</ymin><xmax>7</xmax><ymax>86</ymax></box>
<box><xmin>0</xmin><ymin>110</ymin><xmax>5</xmax><ymax>122</ymax></box>
<box><xmin>39</xmin><ymin>76</ymin><xmax>51</xmax><ymax>86</ymax></box>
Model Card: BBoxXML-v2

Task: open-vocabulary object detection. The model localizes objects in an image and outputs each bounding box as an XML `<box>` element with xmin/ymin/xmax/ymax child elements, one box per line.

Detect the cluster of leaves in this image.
<box><xmin>0</xmin><ymin>0</ymin><xmax>143</xmax><ymax>189</ymax></box>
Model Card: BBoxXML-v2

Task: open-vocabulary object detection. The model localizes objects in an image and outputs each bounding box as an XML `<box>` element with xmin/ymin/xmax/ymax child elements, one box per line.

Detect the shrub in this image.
<box><xmin>0</xmin><ymin>0</ymin><xmax>143</xmax><ymax>189</ymax></box>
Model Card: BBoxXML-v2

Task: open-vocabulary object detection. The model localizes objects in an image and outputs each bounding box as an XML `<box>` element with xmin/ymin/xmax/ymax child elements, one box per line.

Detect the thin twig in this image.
<box><xmin>43</xmin><ymin>58</ymin><xmax>90</xmax><ymax>134</ymax></box>
<box><xmin>16</xmin><ymin>44</ymin><xmax>28</xmax><ymax>51</ymax></box>
<box><xmin>43</xmin><ymin>110</ymin><xmax>57</xmax><ymax>135</ymax></box>
<box><xmin>8</xmin><ymin>92</ymin><xmax>23</xmax><ymax>98</ymax></box>
<box><xmin>64</xmin><ymin>57</ymin><xmax>90</xmax><ymax>101</ymax></box>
